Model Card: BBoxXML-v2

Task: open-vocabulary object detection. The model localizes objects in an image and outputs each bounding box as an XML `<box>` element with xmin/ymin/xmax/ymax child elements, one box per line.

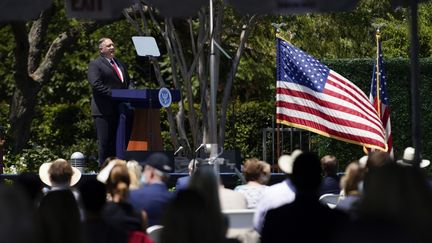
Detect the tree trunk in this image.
<box><xmin>9</xmin><ymin>78</ymin><xmax>41</xmax><ymax>153</ymax></box>
<box><xmin>9</xmin><ymin>22</ymin><xmax>41</xmax><ymax>153</ymax></box>
<box><xmin>8</xmin><ymin>10</ymin><xmax>99</xmax><ymax>153</ymax></box>
<box><xmin>219</xmin><ymin>15</ymin><xmax>257</xmax><ymax>146</ymax></box>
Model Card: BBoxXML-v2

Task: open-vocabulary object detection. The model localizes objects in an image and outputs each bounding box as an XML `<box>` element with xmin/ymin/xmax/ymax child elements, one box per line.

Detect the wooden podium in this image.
<box><xmin>111</xmin><ymin>89</ymin><xmax>181</xmax><ymax>159</ymax></box>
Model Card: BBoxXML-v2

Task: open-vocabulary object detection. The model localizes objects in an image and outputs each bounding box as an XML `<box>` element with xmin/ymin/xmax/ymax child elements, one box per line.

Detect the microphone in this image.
<box><xmin>174</xmin><ymin>146</ymin><xmax>184</xmax><ymax>156</ymax></box>
<box><xmin>195</xmin><ymin>144</ymin><xmax>205</xmax><ymax>153</ymax></box>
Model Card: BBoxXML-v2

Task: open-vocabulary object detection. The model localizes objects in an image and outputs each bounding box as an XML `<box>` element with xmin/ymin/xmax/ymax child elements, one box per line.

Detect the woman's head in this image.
<box><xmin>340</xmin><ymin>161</ymin><xmax>364</xmax><ymax>195</ymax></box>
<box><xmin>106</xmin><ymin>160</ymin><xmax>130</xmax><ymax>201</ymax></box>
<box><xmin>243</xmin><ymin>158</ymin><xmax>264</xmax><ymax>182</ymax></box>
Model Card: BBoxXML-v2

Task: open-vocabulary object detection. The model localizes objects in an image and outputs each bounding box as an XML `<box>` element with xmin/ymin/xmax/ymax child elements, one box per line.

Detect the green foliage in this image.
<box><xmin>224</xmin><ymin>100</ymin><xmax>274</xmax><ymax>158</ymax></box>
<box><xmin>32</xmin><ymin>103</ymin><xmax>94</xmax><ymax>148</ymax></box>
<box><xmin>0</xmin><ymin>25</ymin><xmax>15</xmax><ymax>101</ymax></box>
<box><xmin>4</xmin><ymin>145</ymin><xmax>57</xmax><ymax>173</ymax></box>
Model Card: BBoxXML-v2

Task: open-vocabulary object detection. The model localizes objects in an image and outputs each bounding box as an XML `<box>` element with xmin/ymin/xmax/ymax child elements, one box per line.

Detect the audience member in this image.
<box><xmin>160</xmin><ymin>189</ymin><xmax>225</xmax><ymax>243</ymax></box>
<box><xmin>365</xmin><ymin>151</ymin><xmax>393</xmax><ymax>170</ymax></box>
<box><xmin>129</xmin><ymin>152</ymin><xmax>173</xmax><ymax>226</ymax></box>
<box><xmin>258</xmin><ymin>160</ymin><xmax>271</xmax><ymax>185</ymax></box>
<box><xmin>79</xmin><ymin>178</ymin><xmax>128</xmax><ymax>243</ymax></box>
<box><xmin>39</xmin><ymin>158</ymin><xmax>82</xmax><ymax>190</ymax></box>
<box><xmin>101</xmin><ymin>160</ymin><xmax>147</xmax><ymax>233</ymax></box>
<box><xmin>253</xmin><ymin>150</ymin><xmax>302</xmax><ymax>233</ymax></box>
<box><xmin>344</xmin><ymin>163</ymin><xmax>432</xmax><ymax>243</ymax></box>
<box><xmin>261</xmin><ymin>152</ymin><xmax>348</xmax><ymax>243</ymax></box>
<box><xmin>175</xmin><ymin>159</ymin><xmax>199</xmax><ymax>192</ymax></box>
<box><xmin>219</xmin><ymin>182</ymin><xmax>248</xmax><ymax>210</ymax></box>
<box><xmin>336</xmin><ymin>161</ymin><xmax>364</xmax><ymax>216</ymax></box>
<box><xmin>38</xmin><ymin>158</ymin><xmax>83</xmax><ymax>219</ymax></box>
<box><xmin>15</xmin><ymin>172</ymin><xmax>43</xmax><ymax>205</ymax></box>
<box><xmin>0</xmin><ymin>184</ymin><xmax>37</xmax><ymax>243</ymax></box>
<box><xmin>234</xmin><ymin>158</ymin><xmax>269</xmax><ymax>208</ymax></box>
<box><xmin>35</xmin><ymin>189</ymin><xmax>85</xmax><ymax>243</ymax></box>
<box><xmin>396</xmin><ymin>146</ymin><xmax>430</xmax><ymax>169</ymax></box>
<box><xmin>127</xmin><ymin>160</ymin><xmax>143</xmax><ymax>190</ymax></box>
<box><xmin>319</xmin><ymin>155</ymin><xmax>341</xmax><ymax>195</ymax></box>
<box><xmin>187</xmin><ymin>165</ymin><xmax>240</xmax><ymax>243</ymax></box>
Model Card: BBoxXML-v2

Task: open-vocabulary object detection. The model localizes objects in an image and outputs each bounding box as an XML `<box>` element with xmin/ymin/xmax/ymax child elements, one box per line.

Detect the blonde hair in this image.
<box><xmin>106</xmin><ymin>160</ymin><xmax>130</xmax><ymax>201</ymax></box>
<box><xmin>340</xmin><ymin>161</ymin><xmax>364</xmax><ymax>196</ymax></box>
<box><xmin>127</xmin><ymin>160</ymin><xmax>142</xmax><ymax>190</ymax></box>
<box><xmin>258</xmin><ymin>161</ymin><xmax>271</xmax><ymax>185</ymax></box>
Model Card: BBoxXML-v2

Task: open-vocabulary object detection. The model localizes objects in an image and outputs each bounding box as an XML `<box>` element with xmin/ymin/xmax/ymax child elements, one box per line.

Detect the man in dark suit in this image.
<box><xmin>87</xmin><ymin>37</ymin><xmax>130</xmax><ymax>166</ymax></box>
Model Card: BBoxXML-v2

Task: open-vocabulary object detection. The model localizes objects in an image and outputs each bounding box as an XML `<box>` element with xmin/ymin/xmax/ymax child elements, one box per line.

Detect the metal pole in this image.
<box><xmin>209</xmin><ymin>0</ymin><xmax>218</xmax><ymax>159</ymax></box>
<box><xmin>409</xmin><ymin>0</ymin><xmax>422</xmax><ymax>166</ymax></box>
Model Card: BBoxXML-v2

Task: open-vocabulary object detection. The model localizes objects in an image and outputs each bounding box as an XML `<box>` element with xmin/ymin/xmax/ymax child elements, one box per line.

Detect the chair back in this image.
<box><xmin>319</xmin><ymin>193</ymin><xmax>340</xmax><ymax>209</ymax></box>
<box><xmin>223</xmin><ymin>209</ymin><xmax>255</xmax><ymax>229</ymax></box>
<box><xmin>147</xmin><ymin>225</ymin><xmax>163</xmax><ymax>243</ymax></box>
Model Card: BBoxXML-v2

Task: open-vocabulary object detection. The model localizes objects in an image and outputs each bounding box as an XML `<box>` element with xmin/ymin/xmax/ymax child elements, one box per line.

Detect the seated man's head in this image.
<box><xmin>320</xmin><ymin>155</ymin><xmax>338</xmax><ymax>177</ymax></box>
<box><xmin>291</xmin><ymin>152</ymin><xmax>322</xmax><ymax>197</ymax></box>
<box><xmin>141</xmin><ymin>153</ymin><xmax>172</xmax><ymax>185</ymax></box>
<box><xmin>39</xmin><ymin>159</ymin><xmax>81</xmax><ymax>188</ymax></box>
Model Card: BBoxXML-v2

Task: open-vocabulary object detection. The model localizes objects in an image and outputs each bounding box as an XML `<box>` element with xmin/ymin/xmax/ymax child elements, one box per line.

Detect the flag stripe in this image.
<box><xmin>276</xmin><ymin>113</ymin><xmax>386</xmax><ymax>148</ymax></box>
<box><xmin>277</xmin><ymin>80</ymin><xmax>383</xmax><ymax>130</ymax></box>
<box><xmin>276</xmin><ymin>86</ymin><xmax>384</xmax><ymax>136</ymax></box>
<box><xmin>328</xmin><ymin>72</ymin><xmax>381</xmax><ymax>122</ymax></box>
<box><xmin>276</xmin><ymin>99</ymin><xmax>384</xmax><ymax>136</ymax></box>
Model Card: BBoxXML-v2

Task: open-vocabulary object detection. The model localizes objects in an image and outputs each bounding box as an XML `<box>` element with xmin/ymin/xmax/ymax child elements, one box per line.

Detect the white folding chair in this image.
<box><xmin>223</xmin><ymin>209</ymin><xmax>255</xmax><ymax>229</ymax></box>
<box><xmin>319</xmin><ymin>193</ymin><xmax>340</xmax><ymax>209</ymax></box>
<box><xmin>147</xmin><ymin>225</ymin><xmax>163</xmax><ymax>243</ymax></box>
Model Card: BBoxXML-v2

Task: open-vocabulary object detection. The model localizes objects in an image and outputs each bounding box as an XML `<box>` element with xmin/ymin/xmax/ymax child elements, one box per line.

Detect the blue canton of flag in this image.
<box><xmin>277</xmin><ymin>40</ymin><xmax>330</xmax><ymax>92</ymax></box>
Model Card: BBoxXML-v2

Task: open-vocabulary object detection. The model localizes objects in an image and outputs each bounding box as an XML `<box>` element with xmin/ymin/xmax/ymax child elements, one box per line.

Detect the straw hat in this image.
<box><xmin>39</xmin><ymin>159</ymin><xmax>82</xmax><ymax>187</ymax></box>
<box><xmin>278</xmin><ymin>149</ymin><xmax>303</xmax><ymax>174</ymax></box>
<box><xmin>396</xmin><ymin>147</ymin><xmax>430</xmax><ymax>168</ymax></box>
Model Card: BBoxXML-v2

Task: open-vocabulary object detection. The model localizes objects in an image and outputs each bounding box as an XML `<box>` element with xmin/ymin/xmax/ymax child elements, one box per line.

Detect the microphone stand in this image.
<box><xmin>207</xmin><ymin>146</ymin><xmax>224</xmax><ymax>184</ymax></box>
<box><xmin>193</xmin><ymin>144</ymin><xmax>205</xmax><ymax>173</ymax></box>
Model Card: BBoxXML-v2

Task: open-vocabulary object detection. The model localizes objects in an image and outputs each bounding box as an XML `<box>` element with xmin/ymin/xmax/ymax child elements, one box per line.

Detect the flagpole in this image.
<box><xmin>409</xmin><ymin>0</ymin><xmax>422</xmax><ymax>166</ymax></box>
<box><xmin>273</xmin><ymin>26</ymin><xmax>282</xmax><ymax>165</ymax></box>
<box><xmin>375</xmin><ymin>30</ymin><xmax>381</xmax><ymax>119</ymax></box>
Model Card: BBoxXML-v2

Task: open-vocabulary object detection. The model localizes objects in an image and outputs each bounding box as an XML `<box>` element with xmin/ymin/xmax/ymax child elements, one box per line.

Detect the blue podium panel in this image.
<box><xmin>111</xmin><ymin>89</ymin><xmax>181</xmax><ymax>159</ymax></box>
<box><xmin>112</xmin><ymin>89</ymin><xmax>181</xmax><ymax>109</ymax></box>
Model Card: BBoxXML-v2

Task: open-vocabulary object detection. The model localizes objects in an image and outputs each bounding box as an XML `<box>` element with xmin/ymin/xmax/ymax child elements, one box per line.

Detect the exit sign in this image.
<box><xmin>65</xmin><ymin>0</ymin><xmax>131</xmax><ymax>19</ymax></box>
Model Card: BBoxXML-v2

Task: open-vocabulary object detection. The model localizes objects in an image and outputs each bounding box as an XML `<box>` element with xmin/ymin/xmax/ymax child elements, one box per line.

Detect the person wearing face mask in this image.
<box><xmin>88</xmin><ymin>37</ymin><xmax>130</xmax><ymax>166</ymax></box>
<box><xmin>128</xmin><ymin>152</ymin><xmax>174</xmax><ymax>227</ymax></box>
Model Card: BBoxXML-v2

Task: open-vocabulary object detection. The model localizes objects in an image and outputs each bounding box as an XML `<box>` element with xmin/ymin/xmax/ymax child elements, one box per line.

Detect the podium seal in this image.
<box><xmin>158</xmin><ymin>87</ymin><xmax>172</xmax><ymax>107</ymax></box>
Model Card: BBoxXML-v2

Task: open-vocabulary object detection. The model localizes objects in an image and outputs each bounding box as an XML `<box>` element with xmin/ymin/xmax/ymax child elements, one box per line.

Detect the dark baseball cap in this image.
<box><xmin>144</xmin><ymin>152</ymin><xmax>173</xmax><ymax>173</ymax></box>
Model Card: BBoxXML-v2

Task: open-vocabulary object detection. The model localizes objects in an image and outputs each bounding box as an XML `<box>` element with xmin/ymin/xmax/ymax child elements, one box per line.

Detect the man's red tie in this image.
<box><xmin>110</xmin><ymin>59</ymin><xmax>123</xmax><ymax>82</ymax></box>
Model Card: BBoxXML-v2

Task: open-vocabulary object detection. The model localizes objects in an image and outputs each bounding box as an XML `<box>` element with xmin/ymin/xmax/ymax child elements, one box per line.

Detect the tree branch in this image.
<box><xmin>28</xmin><ymin>4</ymin><xmax>55</xmax><ymax>73</ymax></box>
<box><xmin>31</xmin><ymin>22</ymin><xmax>99</xmax><ymax>82</ymax></box>
<box><xmin>219</xmin><ymin>15</ymin><xmax>257</xmax><ymax>144</ymax></box>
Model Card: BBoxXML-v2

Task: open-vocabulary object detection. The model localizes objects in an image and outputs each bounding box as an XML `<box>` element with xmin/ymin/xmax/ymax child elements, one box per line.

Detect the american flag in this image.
<box><xmin>276</xmin><ymin>37</ymin><xmax>387</xmax><ymax>151</ymax></box>
<box><xmin>369</xmin><ymin>33</ymin><xmax>393</xmax><ymax>157</ymax></box>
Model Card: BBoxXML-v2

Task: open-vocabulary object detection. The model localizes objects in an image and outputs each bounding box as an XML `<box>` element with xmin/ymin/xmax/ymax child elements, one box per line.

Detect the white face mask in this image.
<box><xmin>140</xmin><ymin>173</ymin><xmax>147</xmax><ymax>186</ymax></box>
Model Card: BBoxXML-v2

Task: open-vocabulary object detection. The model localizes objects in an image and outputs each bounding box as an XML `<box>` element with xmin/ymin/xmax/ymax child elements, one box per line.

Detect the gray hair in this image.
<box><xmin>98</xmin><ymin>37</ymin><xmax>110</xmax><ymax>49</ymax></box>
